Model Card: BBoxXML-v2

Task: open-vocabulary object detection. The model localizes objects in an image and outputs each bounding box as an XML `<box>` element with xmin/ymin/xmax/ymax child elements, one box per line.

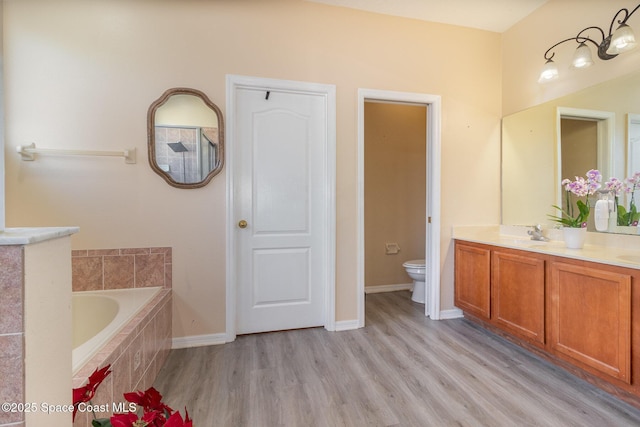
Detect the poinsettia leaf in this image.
<box><xmin>110</xmin><ymin>412</ymin><xmax>138</xmax><ymax>427</ymax></box>
<box><xmin>144</xmin><ymin>387</ymin><xmax>164</xmax><ymax>406</ymax></box>
<box><xmin>123</xmin><ymin>390</ymin><xmax>144</xmax><ymax>405</ymax></box>
<box><xmin>87</xmin><ymin>365</ymin><xmax>112</xmax><ymax>390</ymax></box>
<box><xmin>72</xmin><ymin>386</ymin><xmax>90</xmax><ymax>421</ymax></box>
<box><xmin>142</xmin><ymin>387</ymin><xmax>173</xmax><ymax>414</ymax></box>
<box><xmin>142</xmin><ymin>410</ymin><xmax>163</xmax><ymax>423</ymax></box>
<box><xmin>165</xmin><ymin>411</ymin><xmax>185</xmax><ymax>427</ymax></box>
<box><xmin>73</xmin><ymin>386</ymin><xmax>88</xmax><ymax>404</ymax></box>
<box><xmin>91</xmin><ymin>418</ymin><xmax>113</xmax><ymax>427</ymax></box>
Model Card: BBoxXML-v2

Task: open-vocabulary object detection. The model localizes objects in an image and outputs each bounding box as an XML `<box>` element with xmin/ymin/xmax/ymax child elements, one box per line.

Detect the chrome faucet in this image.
<box><xmin>528</xmin><ymin>224</ymin><xmax>548</xmax><ymax>241</ymax></box>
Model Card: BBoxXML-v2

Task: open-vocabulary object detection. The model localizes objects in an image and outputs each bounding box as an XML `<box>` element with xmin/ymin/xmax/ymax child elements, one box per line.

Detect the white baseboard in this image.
<box><xmin>439</xmin><ymin>308</ymin><xmax>464</xmax><ymax>319</ymax></box>
<box><xmin>171</xmin><ymin>308</ymin><xmax>461</xmax><ymax>348</ymax></box>
<box><xmin>171</xmin><ymin>333</ymin><xmax>227</xmax><ymax>349</ymax></box>
<box><xmin>334</xmin><ymin>319</ymin><xmax>360</xmax><ymax>331</ymax></box>
<box><xmin>365</xmin><ymin>283</ymin><xmax>412</xmax><ymax>294</ymax></box>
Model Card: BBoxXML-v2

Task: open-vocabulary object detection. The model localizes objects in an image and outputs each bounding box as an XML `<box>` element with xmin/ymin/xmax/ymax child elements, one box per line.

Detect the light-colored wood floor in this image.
<box><xmin>154</xmin><ymin>291</ymin><xmax>640</xmax><ymax>426</ymax></box>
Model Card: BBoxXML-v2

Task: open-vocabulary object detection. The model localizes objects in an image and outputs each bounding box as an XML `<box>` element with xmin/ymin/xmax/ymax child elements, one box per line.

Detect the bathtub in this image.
<box><xmin>72</xmin><ymin>287</ymin><xmax>162</xmax><ymax>374</ymax></box>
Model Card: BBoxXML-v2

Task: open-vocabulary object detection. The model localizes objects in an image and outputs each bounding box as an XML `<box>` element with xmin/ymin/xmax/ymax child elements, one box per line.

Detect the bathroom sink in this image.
<box><xmin>523</xmin><ymin>244</ymin><xmax>553</xmax><ymax>249</ymax></box>
<box><xmin>617</xmin><ymin>255</ymin><xmax>640</xmax><ymax>264</ymax></box>
<box><xmin>507</xmin><ymin>238</ymin><xmax>549</xmax><ymax>246</ymax></box>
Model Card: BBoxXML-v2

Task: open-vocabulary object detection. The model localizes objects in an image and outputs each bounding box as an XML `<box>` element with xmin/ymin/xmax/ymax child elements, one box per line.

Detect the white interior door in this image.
<box><xmin>231</xmin><ymin>81</ymin><xmax>334</xmax><ymax>335</ymax></box>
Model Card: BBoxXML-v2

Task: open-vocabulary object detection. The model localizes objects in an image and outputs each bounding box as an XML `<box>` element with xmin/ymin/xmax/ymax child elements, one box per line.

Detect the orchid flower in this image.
<box><xmin>618</xmin><ymin>172</ymin><xmax>640</xmax><ymax>226</ymax></box>
<box><xmin>550</xmin><ymin>170</ymin><xmax>601</xmax><ymax>228</ymax></box>
<box><xmin>605</xmin><ymin>177</ymin><xmax>624</xmax><ymax>196</ymax></box>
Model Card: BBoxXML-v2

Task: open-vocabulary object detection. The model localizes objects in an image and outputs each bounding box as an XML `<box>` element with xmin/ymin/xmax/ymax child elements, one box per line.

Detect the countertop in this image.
<box><xmin>0</xmin><ymin>227</ymin><xmax>79</xmax><ymax>245</ymax></box>
<box><xmin>453</xmin><ymin>225</ymin><xmax>640</xmax><ymax>270</ymax></box>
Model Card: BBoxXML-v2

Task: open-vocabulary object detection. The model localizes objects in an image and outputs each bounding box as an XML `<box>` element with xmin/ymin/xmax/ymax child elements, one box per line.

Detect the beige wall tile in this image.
<box><xmin>0</xmin><ymin>246</ymin><xmax>23</xmax><ymax>334</ymax></box>
<box><xmin>0</xmin><ymin>334</ymin><xmax>24</xmax><ymax>425</ymax></box>
<box><xmin>104</xmin><ymin>255</ymin><xmax>134</xmax><ymax>289</ymax></box>
<box><xmin>135</xmin><ymin>254</ymin><xmax>165</xmax><ymax>288</ymax></box>
<box><xmin>72</xmin><ymin>256</ymin><xmax>103</xmax><ymax>291</ymax></box>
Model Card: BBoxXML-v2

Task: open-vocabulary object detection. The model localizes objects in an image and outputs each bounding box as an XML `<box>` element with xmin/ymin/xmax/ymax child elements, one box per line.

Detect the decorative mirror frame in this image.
<box><xmin>147</xmin><ymin>87</ymin><xmax>225</xmax><ymax>189</ymax></box>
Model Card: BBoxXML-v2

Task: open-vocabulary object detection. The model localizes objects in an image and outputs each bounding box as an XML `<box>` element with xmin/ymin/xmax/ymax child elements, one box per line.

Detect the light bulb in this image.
<box><xmin>538</xmin><ymin>59</ymin><xmax>559</xmax><ymax>83</ymax></box>
<box><xmin>571</xmin><ymin>42</ymin><xmax>594</xmax><ymax>68</ymax></box>
<box><xmin>607</xmin><ymin>23</ymin><xmax>637</xmax><ymax>55</ymax></box>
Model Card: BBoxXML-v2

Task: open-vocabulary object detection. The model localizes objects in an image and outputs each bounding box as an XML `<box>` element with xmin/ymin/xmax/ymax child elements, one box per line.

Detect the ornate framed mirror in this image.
<box><xmin>147</xmin><ymin>88</ymin><xmax>224</xmax><ymax>189</ymax></box>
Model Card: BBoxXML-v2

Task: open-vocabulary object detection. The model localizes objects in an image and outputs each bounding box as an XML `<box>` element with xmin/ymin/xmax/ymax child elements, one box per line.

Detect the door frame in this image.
<box><xmin>357</xmin><ymin>89</ymin><xmax>442</xmax><ymax>325</ymax></box>
<box><xmin>225</xmin><ymin>75</ymin><xmax>337</xmax><ymax>342</ymax></box>
<box><xmin>555</xmin><ymin>107</ymin><xmax>615</xmax><ymax>209</ymax></box>
<box><xmin>628</xmin><ymin>113</ymin><xmax>640</xmax><ymax>178</ymax></box>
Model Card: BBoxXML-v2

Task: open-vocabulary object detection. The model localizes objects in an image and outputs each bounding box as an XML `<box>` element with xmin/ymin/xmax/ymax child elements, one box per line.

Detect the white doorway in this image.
<box><xmin>357</xmin><ymin>89</ymin><xmax>441</xmax><ymax>326</ymax></box>
<box><xmin>226</xmin><ymin>75</ymin><xmax>336</xmax><ymax>340</ymax></box>
<box><xmin>627</xmin><ymin>113</ymin><xmax>640</xmax><ymax>177</ymax></box>
<box><xmin>555</xmin><ymin>107</ymin><xmax>614</xmax><ymax>209</ymax></box>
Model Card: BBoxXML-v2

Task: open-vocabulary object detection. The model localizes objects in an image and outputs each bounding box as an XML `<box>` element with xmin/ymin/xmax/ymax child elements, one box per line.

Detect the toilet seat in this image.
<box><xmin>403</xmin><ymin>259</ymin><xmax>425</xmax><ymax>268</ymax></box>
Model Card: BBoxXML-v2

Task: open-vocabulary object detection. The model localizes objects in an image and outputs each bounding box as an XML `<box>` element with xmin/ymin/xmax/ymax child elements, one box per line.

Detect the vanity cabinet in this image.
<box><xmin>454</xmin><ymin>239</ymin><xmax>640</xmax><ymax>406</ymax></box>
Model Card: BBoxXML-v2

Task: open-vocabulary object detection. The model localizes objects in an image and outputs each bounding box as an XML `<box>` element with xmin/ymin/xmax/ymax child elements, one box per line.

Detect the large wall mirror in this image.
<box><xmin>502</xmin><ymin>70</ymin><xmax>640</xmax><ymax>235</ymax></box>
<box><xmin>147</xmin><ymin>88</ymin><xmax>224</xmax><ymax>189</ymax></box>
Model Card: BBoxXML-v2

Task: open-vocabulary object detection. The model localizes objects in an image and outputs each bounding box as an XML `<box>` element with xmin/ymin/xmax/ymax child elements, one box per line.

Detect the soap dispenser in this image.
<box><xmin>594</xmin><ymin>189</ymin><xmax>614</xmax><ymax>232</ymax></box>
<box><xmin>594</xmin><ymin>199</ymin><xmax>609</xmax><ymax>231</ymax></box>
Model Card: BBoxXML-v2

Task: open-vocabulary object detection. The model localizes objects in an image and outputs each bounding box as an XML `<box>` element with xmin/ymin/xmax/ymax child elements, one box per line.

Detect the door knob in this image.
<box><xmin>238</xmin><ymin>220</ymin><xmax>248</xmax><ymax>229</ymax></box>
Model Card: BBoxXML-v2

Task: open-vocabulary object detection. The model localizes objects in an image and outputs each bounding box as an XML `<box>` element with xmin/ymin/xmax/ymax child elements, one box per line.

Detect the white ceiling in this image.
<box><xmin>306</xmin><ymin>0</ymin><xmax>550</xmax><ymax>33</ymax></box>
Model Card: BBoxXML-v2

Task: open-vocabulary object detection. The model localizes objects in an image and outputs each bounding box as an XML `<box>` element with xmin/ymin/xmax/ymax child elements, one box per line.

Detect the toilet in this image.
<box><xmin>403</xmin><ymin>259</ymin><xmax>426</xmax><ymax>304</ymax></box>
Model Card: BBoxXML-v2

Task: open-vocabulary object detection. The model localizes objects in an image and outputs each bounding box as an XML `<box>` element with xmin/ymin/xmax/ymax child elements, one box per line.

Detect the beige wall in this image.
<box><xmin>4</xmin><ymin>0</ymin><xmax>502</xmax><ymax>338</ymax></box>
<box><xmin>502</xmin><ymin>0</ymin><xmax>640</xmax><ymax>116</ymax></box>
<box><xmin>364</xmin><ymin>102</ymin><xmax>426</xmax><ymax>288</ymax></box>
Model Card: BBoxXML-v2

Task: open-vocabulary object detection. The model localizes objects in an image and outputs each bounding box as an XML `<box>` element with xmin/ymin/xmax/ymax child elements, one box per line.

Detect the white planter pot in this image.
<box><xmin>563</xmin><ymin>227</ymin><xmax>587</xmax><ymax>249</ymax></box>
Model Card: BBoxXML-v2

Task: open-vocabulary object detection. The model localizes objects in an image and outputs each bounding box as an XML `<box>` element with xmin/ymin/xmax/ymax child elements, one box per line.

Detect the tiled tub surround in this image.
<box><xmin>71</xmin><ymin>247</ymin><xmax>173</xmax><ymax>427</ymax></box>
<box><xmin>72</xmin><ymin>247</ymin><xmax>172</xmax><ymax>291</ymax></box>
<box><xmin>72</xmin><ymin>288</ymin><xmax>172</xmax><ymax>427</ymax></box>
<box><xmin>73</xmin><ymin>287</ymin><xmax>164</xmax><ymax>373</ymax></box>
<box><xmin>0</xmin><ymin>246</ymin><xmax>25</xmax><ymax>427</ymax></box>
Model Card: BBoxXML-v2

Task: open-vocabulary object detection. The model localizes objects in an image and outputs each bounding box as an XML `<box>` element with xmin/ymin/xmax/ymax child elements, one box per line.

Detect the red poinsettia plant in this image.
<box><xmin>73</xmin><ymin>364</ymin><xmax>192</xmax><ymax>427</ymax></box>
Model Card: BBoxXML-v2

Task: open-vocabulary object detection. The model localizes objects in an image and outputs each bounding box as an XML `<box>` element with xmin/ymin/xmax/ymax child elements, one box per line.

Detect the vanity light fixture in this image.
<box><xmin>539</xmin><ymin>3</ymin><xmax>640</xmax><ymax>83</ymax></box>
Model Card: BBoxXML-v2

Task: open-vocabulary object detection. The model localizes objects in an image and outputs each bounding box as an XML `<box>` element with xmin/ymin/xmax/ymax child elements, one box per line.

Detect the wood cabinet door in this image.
<box><xmin>492</xmin><ymin>250</ymin><xmax>545</xmax><ymax>345</ymax></box>
<box><xmin>550</xmin><ymin>262</ymin><xmax>631</xmax><ymax>383</ymax></box>
<box><xmin>455</xmin><ymin>243</ymin><xmax>491</xmax><ymax>320</ymax></box>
